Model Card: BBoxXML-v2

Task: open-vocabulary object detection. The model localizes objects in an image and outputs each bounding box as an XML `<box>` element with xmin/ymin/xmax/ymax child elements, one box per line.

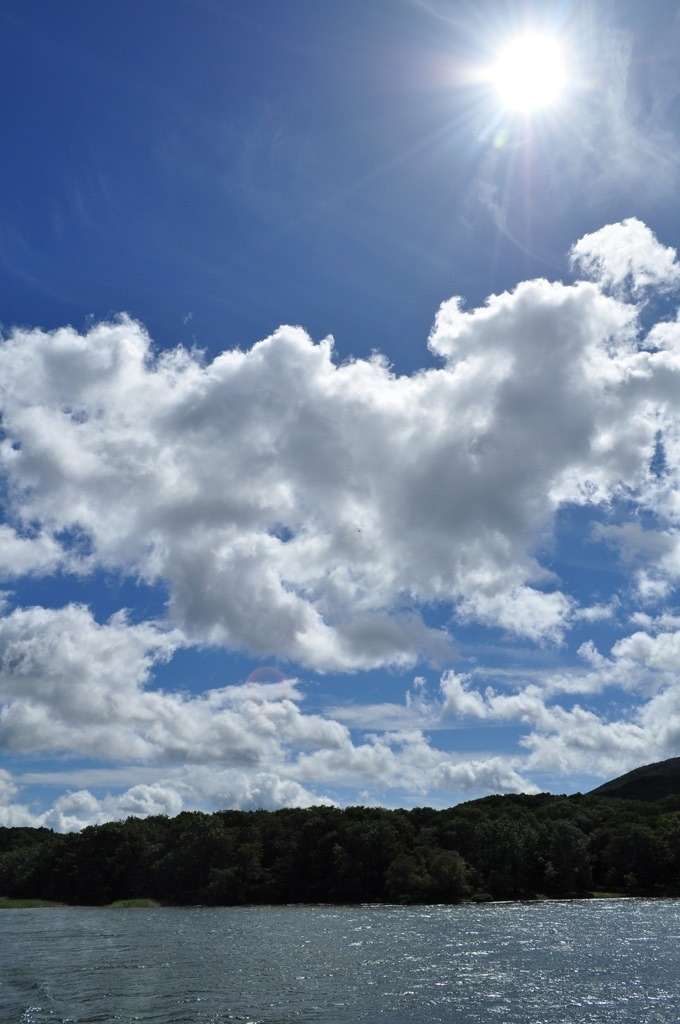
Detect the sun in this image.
<box><xmin>490</xmin><ymin>32</ymin><xmax>567</xmax><ymax>113</ymax></box>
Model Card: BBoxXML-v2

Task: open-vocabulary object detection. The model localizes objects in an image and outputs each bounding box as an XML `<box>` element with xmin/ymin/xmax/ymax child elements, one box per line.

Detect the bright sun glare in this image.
<box><xmin>490</xmin><ymin>32</ymin><xmax>567</xmax><ymax>113</ymax></box>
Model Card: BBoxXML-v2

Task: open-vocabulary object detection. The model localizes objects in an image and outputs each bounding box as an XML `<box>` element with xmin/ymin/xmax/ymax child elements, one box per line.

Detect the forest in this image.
<box><xmin>2</xmin><ymin>790</ymin><xmax>680</xmax><ymax>906</ymax></box>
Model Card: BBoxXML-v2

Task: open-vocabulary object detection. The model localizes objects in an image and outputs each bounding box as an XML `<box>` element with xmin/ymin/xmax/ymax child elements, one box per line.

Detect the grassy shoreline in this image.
<box><xmin>0</xmin><ymin>891</ymin><xmax>671</xmax><ymax>909</ymax></box>
<box><xmin>0</xmin><ymin>896</ymin><xmax>162</xmax><ymax>909</ymax></box>
<box><xmin>0</xmin><ymin>897</ymin><xmax>65</xmax><ymax>908</ymax></box>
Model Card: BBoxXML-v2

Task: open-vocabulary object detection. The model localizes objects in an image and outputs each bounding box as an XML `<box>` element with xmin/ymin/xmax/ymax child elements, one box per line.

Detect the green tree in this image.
<box><xmin>426</xmin><ymin>849</ymin><xmax>470</xmax><ymax>902</ymax></box>
<box><xmin>540</xmin><ymin>821</ymin><xmax>592</xmax><ymax>894</ymax></box>
<box><xmin>384</xmin><ymin>852</ymin><xmax>432</xmax><ymax>903</ymax></box>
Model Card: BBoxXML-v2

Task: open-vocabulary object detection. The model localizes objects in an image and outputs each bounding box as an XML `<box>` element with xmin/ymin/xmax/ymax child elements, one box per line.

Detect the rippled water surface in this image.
<box><xmin>2</xmin><ymin>900</ymin><xmax>680</xmax><ymax>1023</ymax></box>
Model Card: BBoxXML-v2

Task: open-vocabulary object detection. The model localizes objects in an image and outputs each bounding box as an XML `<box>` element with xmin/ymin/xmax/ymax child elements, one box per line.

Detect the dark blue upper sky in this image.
<box><xmin>5</xmin><ymin>0</ymin><xmax>672</xmax><ymax>367</ymax></box>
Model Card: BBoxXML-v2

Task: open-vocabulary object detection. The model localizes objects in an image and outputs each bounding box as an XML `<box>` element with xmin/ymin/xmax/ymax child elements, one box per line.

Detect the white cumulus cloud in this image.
<box><xmin>1</xmin><ymin>224</ymin><xmax>679</xmax><ymax>671</ymax></box>
<box><xmin>2</xmin><ymin>219</ymin><xmax>680</xmax><ymax>821</ymax></box>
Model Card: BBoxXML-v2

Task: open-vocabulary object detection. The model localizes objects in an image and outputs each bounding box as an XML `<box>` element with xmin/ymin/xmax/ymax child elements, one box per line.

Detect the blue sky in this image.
<box><xmin>2</xmin><ymin>0</ymin><xmax>680</xmax><ymax>828</ymax></box>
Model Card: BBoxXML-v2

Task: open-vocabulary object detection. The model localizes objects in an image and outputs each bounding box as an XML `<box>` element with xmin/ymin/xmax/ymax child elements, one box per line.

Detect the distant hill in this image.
<box><xmin>589</xmin><ymin>757</ymin><xmax>680</xmax><ymax>802</ymax></box>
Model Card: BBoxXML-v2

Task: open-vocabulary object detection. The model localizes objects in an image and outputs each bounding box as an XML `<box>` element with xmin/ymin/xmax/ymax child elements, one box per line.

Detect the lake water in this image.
<box><xmin>1</xmin><ymin>899</ymin><xmax>679</xmax><ymax>1023</ymax></box>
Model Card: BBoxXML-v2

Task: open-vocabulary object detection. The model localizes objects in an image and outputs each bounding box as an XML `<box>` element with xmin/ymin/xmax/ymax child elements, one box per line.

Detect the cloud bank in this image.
<box><xmin>2</xmin><ymin>218</ymin><xmax>680</xmax><ymax>826</ymax></box>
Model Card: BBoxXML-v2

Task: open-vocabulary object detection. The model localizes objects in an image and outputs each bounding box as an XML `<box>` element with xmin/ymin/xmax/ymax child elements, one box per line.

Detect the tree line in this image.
<box><xmin>1</xmin><ymin>791</ymin><xmax>680</xmax><ymax>906</ymax></box>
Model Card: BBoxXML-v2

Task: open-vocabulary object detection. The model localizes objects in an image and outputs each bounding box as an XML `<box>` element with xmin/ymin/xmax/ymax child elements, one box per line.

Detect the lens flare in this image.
<box><xmin>243</xmin><ymin>666</ymin><xmax>292</xmax><ymax>702</ymax></box>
